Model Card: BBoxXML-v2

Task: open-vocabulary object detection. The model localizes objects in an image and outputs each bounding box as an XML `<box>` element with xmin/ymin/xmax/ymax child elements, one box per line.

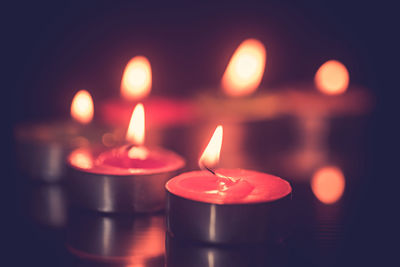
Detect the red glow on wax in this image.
<box><xmin>68</xmin><ymin>146</ymin><xmax>185</xmax><ymax>175</ymax></box>
<box><xmin>166</xmin><ymin>169</ymin><xmax>291</xmax><ymax>204</ymax></box>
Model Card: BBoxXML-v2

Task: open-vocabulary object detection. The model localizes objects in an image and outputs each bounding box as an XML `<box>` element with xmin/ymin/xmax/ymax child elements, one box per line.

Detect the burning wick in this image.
<box><xmin>199</xmin><ymin>125</ymin><xmax>239</xmax><ymax>188</ymax></box>
<box><xmin>125</xmin><ymin>103</ymin><xmax>149</xmax><ymax>160</ymax></box>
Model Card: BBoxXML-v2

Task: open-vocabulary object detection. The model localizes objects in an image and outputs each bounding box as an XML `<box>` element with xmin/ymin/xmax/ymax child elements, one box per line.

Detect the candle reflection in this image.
<box><xmin>67</xmin><ymin>211</ymin><xmax>165</xmax><ymax>265</ymax></box>
<box><xmin>311</xmin><ymin>166</ymin><xmax>345</xmax><ymax>205</ymax></box>
<box><xmin>222</xmin><ymin>38</ymin><xmax>266</xmax><ymax>97</ymax></box>
<box><xmin>166</xmin><ymin>234</ymin><xmax>287</xmax><ymax>267</ymax></box>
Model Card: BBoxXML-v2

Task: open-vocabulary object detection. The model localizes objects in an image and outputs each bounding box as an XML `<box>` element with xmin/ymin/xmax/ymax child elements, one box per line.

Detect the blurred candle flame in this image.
<box><xmin>69</xmin><ymin>150</ymin><xmax>93</xmax><ymax>169</ymax></box>
<box><xmin>221</xmin><ymin>39</ymin><xmax>266</xmax><ymax>97</ymax></box>
<box><xmin>70</xmin><ymin>90</ymin><xmax>94</xmax><ymax>124</ymax></box>
<box><xmin>199</xmin><ymin>125</ymin><xmax>223</xmax><ymax>170</ymax></box>
<box><xmin>126</xmin><ymin>103</ymin><xmax>145</xmax><ymax>146</ymax></box>
<box><xmin>121</xmin><ymin>56</ymin><xmax>152</xmax><ymax>100</ymax></box>
<box><xmin>315</xmin><ymin>60</ymin><xmax>349</xmax><ymax>95</ymax></box>
<box><xmin>311</xmin><ymin>166</ymin><xmax>345</xmax><ymax>204</ymax></box>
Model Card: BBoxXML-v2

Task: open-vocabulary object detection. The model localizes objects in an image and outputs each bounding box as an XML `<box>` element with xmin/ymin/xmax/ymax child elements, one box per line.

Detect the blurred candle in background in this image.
<box><xmin>99</xmin><ymin>56</ymin><xmax>195</xmax><ymax>135</ymax></box>
<box><xmin>278</xmin><ymin>60</ymin><xmax>372</xmax><ymax>178</ymax></box>
<box><xmin>311</xmin><ymin>165</ymin><xmax>346</xmax><ymax>266</ymax></box>
<box><xmin>197</xmin><ymin>38</ymin><xmax>283</xmax><ymax>122</ymax></box>
<box><xmin>15</xmin><ymin>90</ymin><xmax>106</xmax><ymax>182</ymax></box>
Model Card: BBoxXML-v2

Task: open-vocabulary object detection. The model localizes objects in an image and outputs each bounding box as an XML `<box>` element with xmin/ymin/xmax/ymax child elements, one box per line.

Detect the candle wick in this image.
<box><xmin>205</xmin><ymin>166</ymin><xmax>216</xmax><ymax>175</ymax></box>
<box><xmin>204</xmin><ymin>165</ymin><xmax>238</xmax><ymax>183</ymax></box>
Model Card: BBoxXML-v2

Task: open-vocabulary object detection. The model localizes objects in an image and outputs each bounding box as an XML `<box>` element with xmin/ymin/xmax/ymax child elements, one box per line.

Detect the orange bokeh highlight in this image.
<box><xmin>70</xmin><ymin>90</ymin><xmax>94</xmax><ymax>124</ymax></box>
<box><xmin>199</xmin><ymin>125</ymin><xmax>223</xmax><ymax>170</ymax></box>
<box><xmin>69</xmin><ymin>150</ymin><xmax>93</xmax><ymax>169</ymax></box>
<box><xmin>311</xmin><ymin>166</ymin><xmax>345</xmax><ymax>204</ymax></box>
<box><xmin>126</xmin><ymin>103</ymin><xmax>145</xmax><ymax>146</ymax></box>
<box><xmin>315</xmin><ymin>60</ymin><xmax>349</xmax><ymax>95</ymax></box>
<box><xmin>121</xmin><ymin>56</ymin><xmax>152</xmax><ymax>100</ymax></box>
<box><xmin>221</xmin><ymin>39</ymin><xmax>266</xmax><ymax>97</ymax></box>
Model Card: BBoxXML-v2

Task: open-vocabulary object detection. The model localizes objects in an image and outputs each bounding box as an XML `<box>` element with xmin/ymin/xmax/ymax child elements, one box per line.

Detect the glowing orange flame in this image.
<box><xmin>199</xmin><ymin>125</ymin><xmax>223</xmax><ymax>170</ymax></box>
<box><xmin>315</xmin><ymin>60</ymin><xmax>349</xmax><ymax>95</ymax></box>
<box><xmin>221</xmin><ymin>39</ymin><xmax>266</xmax><ymax>97</ymax></box>
<box><xmin>126</xmin><ymin>103</ymin><xmax>145</xmax><ymax>146</ymax></box>
<box><xmin>69</xmin><ymin>150</ymin><xmax>93</xmax><ymax>169</ymax></box>
<box><xmin>70</xmin><ymin>90</ymin><xmax>94</xmax><ymax>124</ymax></box>
<box><xmin>311</xmin><ymin>166</ymin><xmax>345</xmax><ymax>204</ymax></box>
<box><xmin>121</xmin><ymin>56</ymin><xmax>152</xmax><ymax>100</ymax></box>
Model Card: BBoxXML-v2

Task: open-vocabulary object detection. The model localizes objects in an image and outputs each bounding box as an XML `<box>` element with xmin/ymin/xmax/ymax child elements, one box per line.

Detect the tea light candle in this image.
<box><xmin>67</xmin><ymin>103</ymin><xmax>185</xmax><ymax>213</ymax></box>
<box><xmin>166</xmin><ymin>126</ymin><xmax>292</xmax><ymax>244</ymax></box>
<box><xmin>15</xmin><ymin>90</ymin><xmax>104</xmax><ymax>182</ymax></box>
<box><xmin>196</xmin><ymin>39</ymin><xmax>284</xmax><ymax>123</ymax></box>
<box><xmin>99</xmin><ymin>56</ymin><xmax>195</xmax><ymax>129</ymax></box>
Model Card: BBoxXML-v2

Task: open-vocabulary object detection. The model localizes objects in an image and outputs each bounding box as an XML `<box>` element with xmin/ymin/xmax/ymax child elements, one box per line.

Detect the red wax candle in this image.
<box><xmin>166</xmin><ymin>125</ymin><xmax>292</xmax><ymax>244</ymax></box>
<box><xmin>166</xmin><ymin>169</ymin><xmax>290</xmax><ymax>205</ymax></box>
<box><xmin>67</xmin><ymin>103</ymin><xmax>185</xmax><ymax>213</ymax></box>
<box><xmin>98</xmin><ymin>56</ymin><xmax>195</xmax><ymax>128</ymax></box>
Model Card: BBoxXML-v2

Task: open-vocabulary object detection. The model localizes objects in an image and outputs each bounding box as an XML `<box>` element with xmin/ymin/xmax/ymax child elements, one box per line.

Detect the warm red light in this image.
<box><xmin>311</xmin><ymin>166</ymin><xmax>345</xmax><ymax>204</ymax></box>
<box><xmin>121</xmin><ymin>56</ymin><xmax>152</xmax><ymax>100</ymax></box>
<box><xmin>199</xmin><ymin>125</ymin><xmax>223</xmax><ymax>170</ymax></box>
<box><xmin>221</xmin><ymin>39</ymin><xmax>266</xmax><ymax>97</ymax></box>
<box><xmin>126</xmin><ymin>103</ymin><xmax>145</xmax><ymax>146</ymax></box>
<box><xmin>70</xmin><ymin>90</ymin><xmax>94</xmax><ymax>124</ymax></box>
<box><xmin>315</xmin><ymin>60</ymin><xmax>349</xmax><ymax>95</ymax></box>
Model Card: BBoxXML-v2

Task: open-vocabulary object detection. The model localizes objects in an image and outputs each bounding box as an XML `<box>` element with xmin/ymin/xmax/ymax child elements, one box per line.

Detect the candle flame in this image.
<box><xmin>311</xmin><ymin>166</ymin><xmax>345</xmax><ymax>204</ymax></box>
<box><xmin>199</xmin><ymin>125</ymin><xmax>223</xmax><ymax>170</ymax></box>
<box><xmin>121</xmin><ymin>56</ymin><xmax>152</xmax><ymax>100</ymax></box>
<box><xmin>69</xmin><ymin>150</ymin><xmax>93</xmax><ymax>169</ymax></box>
<box><xmin>315</xmin><ymin>60</ymin><xmax>349</xmax><ymax>95</ymax></box>
<box><xmin>126</xmin><ymin>103</ymin><xmax>145</xmax><ymax>145</ymax></box>
<box><xmin>70</xmin><ymin>90</ymin><xmax>94</xmax><ymax>124</ymax></box>
<box><xmin>221</xmin><ymin>39</ymin><xmax>266</xmax><ymax>97</ymax></box>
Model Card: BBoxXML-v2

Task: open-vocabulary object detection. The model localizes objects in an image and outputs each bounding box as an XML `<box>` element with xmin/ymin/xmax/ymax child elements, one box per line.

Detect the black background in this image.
<box><xmin>3</xmin><ymin>0</ymin><xmax>396</xmax><ymax>266</ymax></box>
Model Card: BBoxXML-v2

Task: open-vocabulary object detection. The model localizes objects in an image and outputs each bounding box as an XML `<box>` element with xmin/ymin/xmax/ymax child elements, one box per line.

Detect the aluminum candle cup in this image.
<box><xmin>15</xmin><ymin>122</ymin><xmax>104</xmax><ymax>182</ymax></box>
<box><xmin>166</xmin><ymin>169</ymin><xmax>292</xmax><ymax>244</ymax></box>
<box><xmin>67</xmin><ymin>211</ymin><xmax>165</xmax><ymax>264</ymax></box>
<box><xmin>67</xmin><ymin>145</ymin><xmax>185</xmax><ymax>213</ymax></box>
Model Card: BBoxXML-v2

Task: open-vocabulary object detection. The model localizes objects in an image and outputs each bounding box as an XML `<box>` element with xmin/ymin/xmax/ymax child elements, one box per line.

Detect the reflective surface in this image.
<box><xmin>10</xmin><ymin>114</ymin><xmax>375</xmax><ymax>266</ymax></box>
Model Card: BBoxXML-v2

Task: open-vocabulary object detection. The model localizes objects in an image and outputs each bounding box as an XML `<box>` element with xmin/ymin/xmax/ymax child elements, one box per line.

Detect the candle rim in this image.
<box><xmin>68</xmin><ymin>146</ymin><xmax>185</xmax><ymax>176</ymax></box>
<box><xmin>166</xmin><ymin>169</ymin><xmax>292</xmax><ymax>205</ymax></box>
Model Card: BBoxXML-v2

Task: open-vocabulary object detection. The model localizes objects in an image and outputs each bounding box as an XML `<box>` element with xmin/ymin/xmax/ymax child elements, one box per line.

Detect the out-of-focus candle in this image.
<box><xmin>277</xmin><ymin>60</ymin><xmax>372</xmax><ymax>177</ymax></box>
<box><xmin>197</xmin><ymin>38</ymin><xmax>284</xmax><ymax>122</ymax></box>
<box><xmin>99</xmin><ymin>56</ymin><xmax>195</xmax><ymax>129</ymax></box>
<box><xmin>67</xmin><ymin>103</ymin><xmax>185</xmax><ymax>213</ymax></box>
<box><xmin>15</xmin><ymin>90</ymin><xmax>105</xmax><ymax>182</ymax></box>
<box><xmin>166</xmin><ymin>125</ymin><xmax>291</xmax><ymax>244</ymax></box>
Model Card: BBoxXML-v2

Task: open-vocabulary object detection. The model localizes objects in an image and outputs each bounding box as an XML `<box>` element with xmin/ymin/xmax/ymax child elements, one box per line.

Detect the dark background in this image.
<box><xmin>3</xmin><ymin>0</ymin><xmax>396</xmax><ymax>266</ymax></box>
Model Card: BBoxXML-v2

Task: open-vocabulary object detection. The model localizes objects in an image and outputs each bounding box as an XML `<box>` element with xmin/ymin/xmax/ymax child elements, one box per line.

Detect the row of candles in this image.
<box><xmin>15</xmin><ymin>38</ymin><xmax>370</xmax><ymax>246</ymax></box>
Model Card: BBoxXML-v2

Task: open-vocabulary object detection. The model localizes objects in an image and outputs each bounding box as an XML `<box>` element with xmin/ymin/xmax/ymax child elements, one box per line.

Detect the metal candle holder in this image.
<box><xmin>166</xmin><ymin>191</ymin><xmax>292</xmax><ymax>244</ymax></box>
<box><xmin>68</xmin><ymin>167</ymin><xmax>184</xmax><ymax>213</ymax></box>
